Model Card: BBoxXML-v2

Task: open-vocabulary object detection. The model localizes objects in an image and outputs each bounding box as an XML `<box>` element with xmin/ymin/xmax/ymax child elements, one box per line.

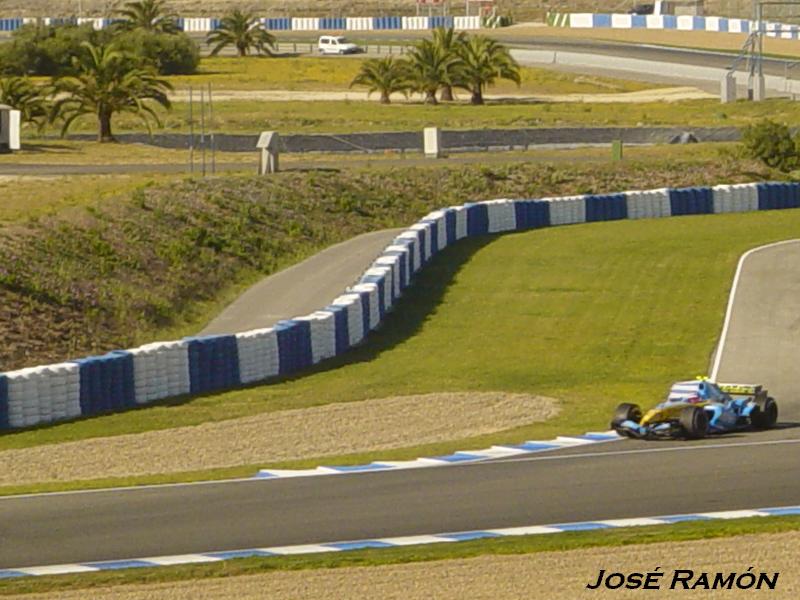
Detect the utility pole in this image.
<box><xmin>188</xmin><ymin>86</ymin><xmax>195</xmax><ymax>174</ymax></box>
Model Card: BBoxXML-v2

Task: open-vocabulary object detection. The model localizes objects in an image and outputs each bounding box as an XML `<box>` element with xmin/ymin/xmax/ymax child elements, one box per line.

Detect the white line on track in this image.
<box><xmin>5</xmin><ymin>437</ymin><xmax>798</xmax><ymax>501</ymax></box>
<box><xmin>484</xmin><ymin>437</ymin><xmax>800</xmax><ymax>468</ymax></box>
<box><xmin>710</xmin><ymin>239</ymin><xmax>800</xmax><ymax>380</ymax></box>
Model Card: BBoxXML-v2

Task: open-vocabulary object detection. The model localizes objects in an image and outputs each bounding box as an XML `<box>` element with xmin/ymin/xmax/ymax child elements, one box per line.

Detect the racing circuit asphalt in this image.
<box><xmin>0</xmin><ymin>239</ymin><xmax>798</xmax><ymax>569</ymax></box>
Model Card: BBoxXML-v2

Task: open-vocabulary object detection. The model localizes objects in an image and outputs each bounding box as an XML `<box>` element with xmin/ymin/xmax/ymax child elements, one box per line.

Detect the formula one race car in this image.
<box><xmin>611</xmin><ymin>379</ymin><xmax>778</xmax><ymax>440</ymax></box>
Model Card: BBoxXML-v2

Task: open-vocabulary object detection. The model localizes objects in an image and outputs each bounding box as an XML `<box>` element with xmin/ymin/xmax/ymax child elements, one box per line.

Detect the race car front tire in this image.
<box><xmin>679</xmin><ymin>406</ymin><xmax>708</xmax><ymax>439</ymax></box>
<box><xmin>751</xmin><ymin>396</ymin><xmax>778</xmax><ymax>429</ymax></box>
<box><xmin>610</xmin><ymin>403</ymin><xmax>642</xmax><ymax>436</ymax></box>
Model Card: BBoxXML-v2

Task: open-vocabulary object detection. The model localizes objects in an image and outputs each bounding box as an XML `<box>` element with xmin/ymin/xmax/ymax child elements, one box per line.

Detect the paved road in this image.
<box><xmin>1</xmin><ymin>239</ymin><xmax>799</xmax><ymax>569</ymax></box>
<box><xmin>201</xmin><ymin>228</ymin><xmax>403</xmax><ymax>335</ymax></box>
<box><xmin>713</xmin><ymin>240</ymin><xmax>800</xmax><ymax>416</ymax></box>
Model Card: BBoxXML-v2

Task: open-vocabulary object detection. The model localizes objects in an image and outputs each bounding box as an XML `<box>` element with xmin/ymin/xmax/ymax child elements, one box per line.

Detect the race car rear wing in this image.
<box><xmin>717</xmin><ymin>383</ymin><xmax>763</xmax><ymax>396</ymax></box>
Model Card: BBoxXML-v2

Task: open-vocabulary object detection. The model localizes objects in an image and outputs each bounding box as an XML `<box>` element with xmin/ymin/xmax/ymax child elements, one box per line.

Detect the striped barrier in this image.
<box><xmin>2</xmin><ymin>182</ymin><xmax>800</xmax><ymax>430</ymax></box>
<box><xmin>0</xmin><ymin>14</ymin><xmax>483</xmax><ymax>33</ymax></box>
<box><xmin>548</xmin><ymin>12</ymin><xmax>767</xmax><ymax>36</ymax></box>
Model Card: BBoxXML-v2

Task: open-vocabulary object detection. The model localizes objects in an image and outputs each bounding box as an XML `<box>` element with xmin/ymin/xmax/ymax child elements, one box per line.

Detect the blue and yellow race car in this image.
<box><xmin>611</xmin><ymin>379</ymin><xmax>778</xmax><ymax>439</ymax></box>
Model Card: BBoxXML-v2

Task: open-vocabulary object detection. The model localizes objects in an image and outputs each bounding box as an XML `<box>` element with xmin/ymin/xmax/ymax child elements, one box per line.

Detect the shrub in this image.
<box><xmin>0</xmin><ymin>23</ymin><xmax>100</xmax><ymax>76</ymax></box>
<box><xmin>0</xmin><ymin>23</ymin><xmax>198</xmax><ymax>76</ymax></box>
<box><xmin>742</xmin><ymin>119</ymin><xmax>799</xmax><ymax>173</ymax></box>
<box><xmin>115</xmin><ymin>29</ymin><xmax>199</xmax><ymax>75</ymax></box>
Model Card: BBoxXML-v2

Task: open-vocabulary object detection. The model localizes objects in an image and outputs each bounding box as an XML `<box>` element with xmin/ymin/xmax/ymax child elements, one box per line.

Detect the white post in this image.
<box><xmin>9</xmin><ymin>110</ymin><xmax>20</xmax><ymax>151</ymax></box>
<box><xmin>750</xmin><ymin>74</ymin><xmax>766</xmax><ymax>101</ymax></box>
<box><xmin>423</xmin><ymin>127</ymin><xmax>442</xmax><ymax>159</ymax></box>
<box><xmin>257</xmin><ymin>131</ymin><xmax>280</xmax><ymax>174</ymax></box>
<box><xmin>720</xmin><ymin>72</ymin><xmax>737</xmax><ymax>103</ymax></box>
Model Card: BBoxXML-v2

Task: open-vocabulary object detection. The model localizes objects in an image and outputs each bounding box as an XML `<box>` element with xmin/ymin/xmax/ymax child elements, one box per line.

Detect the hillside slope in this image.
<box><xmin>0</xmin><ymin>157</ymin><xmax>771</xmax><ymax>372</ymax></box>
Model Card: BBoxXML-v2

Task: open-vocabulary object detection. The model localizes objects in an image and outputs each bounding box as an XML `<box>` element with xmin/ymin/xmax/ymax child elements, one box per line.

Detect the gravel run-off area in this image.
<box><xmin>8</xmin><ymin>530</ymin><xmax>799</xmax><ymax>599</ymax></box>
<box><xmin>0</xmin><ymin>392</ymin><xmax>558</xmax><ymax>487</ymax></box>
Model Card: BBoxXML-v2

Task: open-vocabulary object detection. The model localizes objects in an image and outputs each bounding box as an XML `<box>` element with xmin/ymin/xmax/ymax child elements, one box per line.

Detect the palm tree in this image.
<box><xmin>350</xmin><ymin>57</ymin><xmax>410</xmax><ymax>104</ymax></box>
<box><xmin>206</xmin><ymin>10</ymin><xmax>276</xmax><ymax>57</ymax></box>
<box><xmin>406</xmin><ymin>38</ymin><xmax>460</xmax><ymax>105</ymax></box>
<box><xmin>0</xmin><ymin>76</ymin><xmax>51</xmax><ymax>131</ymax></box>
<box><xmin>117</xmin><ymin>0</ymin><xmax>178</xmax><ymax>33</ymax></box>
<box><xmin>456</xmin><ymin>36</ymin><xmax>521</xmax><ymax>105</ymax></box>
<box><xmin>52</xmin><ymin>42</ymin><xmax>172</xmax><ymax>142</ymax></box>
<box><xmin>431</xmin><ymin>27</ymin><xmax>466</xmax><ymax>102</ymax></box>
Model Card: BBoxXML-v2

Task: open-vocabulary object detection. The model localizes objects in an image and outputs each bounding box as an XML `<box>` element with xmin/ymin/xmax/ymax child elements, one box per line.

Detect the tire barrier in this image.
<box><xmin>547</xmin><ymin>12</ymin><xmax>800</xmax><ymax>40</ymax></box>
<box><xmin>2</xmin><ymin>181</ymin><xmax>800</xmax><ymax>431</ymax></box>
<box><xmin>0</xmin><ymin>15</ymin><xmax>482</xmax><ymax>32</ymax></box>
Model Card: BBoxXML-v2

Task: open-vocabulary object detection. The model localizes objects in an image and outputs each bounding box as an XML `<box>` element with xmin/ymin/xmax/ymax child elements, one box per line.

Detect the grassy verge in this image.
<box><xmin>0</xmin><ymin>140</ymin><xmax>247</xmax><ymax>167</ymax></box>
<box><xmin>165</xmin><ymin>56</ymin><xmax>656</xmax><ymax>94</ymax></box>
<box><xmin>2</xmin><ymin>515</ymin><xmax>799</xmax><ymax>595</ymax></box>
<box><xmin>40</xmin><ymin>96</ymin><xmax>789</xmax><ymax>136</ymax></box>
<box><xmin>4</xmin><ymin>206</ymin><xmax>800</xmax><ymax>460</ymax></box>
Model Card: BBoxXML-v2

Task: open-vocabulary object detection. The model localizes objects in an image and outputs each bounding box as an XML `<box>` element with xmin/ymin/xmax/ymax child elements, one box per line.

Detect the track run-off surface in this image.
<box><xmin>1</xmin><ymin>239</ymin><xmax>799</xmax><ymax>569</ymax></box>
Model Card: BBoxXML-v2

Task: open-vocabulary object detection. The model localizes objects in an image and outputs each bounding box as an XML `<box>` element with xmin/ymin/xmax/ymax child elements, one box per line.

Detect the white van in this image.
<box><xmin>317</xmin><ymin>36</ymin><xmax>360</xmax><ymax>55</ymax></box>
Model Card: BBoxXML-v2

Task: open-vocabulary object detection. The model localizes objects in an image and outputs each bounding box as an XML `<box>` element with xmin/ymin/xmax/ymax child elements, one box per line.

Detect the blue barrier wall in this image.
<box><xmin>362</xmin><ymin>275</ymin><xmax>386</xmax><ymax>319</ymax></box>
<box><xmin>593</xmin><ymin>14</ymin><xmax>612</xmax><ymax>27</ymax></box>
<box><xmin>445</xmin><ymin>210</ymin><xmax>458</xmax><ymax>245</ymax></box>
<box><xmin>669</xmin><ymin>187</ymin><xmax>714</xmax><ymax>216</ymax></box>
<box><xmin>429</xmin><ymin>16</ymin><xmax>454</xmax><ymax>28</ymax></box>
<box><xmin>373</xmin><ymin>16</ymin><xmax>402</xmax><ymax>29</ymax></box>
<box><xmin>0</xmin><ymin>375</ymin><xmax>8</xmax><ymax>430</ymax></box>
<box><xmin>186</xmin><ymin>335</ymin><xmax>240</xmax><ymax>394</ymax></box>
<box><xmin>320</xmin><ymin>17</ymin><xmax>346</xmax><ymax>29</ymax></box>
<box><xmin>585</xmin><ymin>193</ymin><xmax>628</xmax><ymax>222</ymax></box>
<box><xmin>265</xmin><ymin>17</ymin><xmax>291</xmax><ymax>30</ymax></box>
<box><xmin>758</xmin><ymin>182</ymin><xmax>800</xmax><ymax>210</ymax></box>
<box><xmin>514</xmin><ymin>200</ymin><xmax>551</xmax><ymax>230</ymax></box>
<box><xmin>327</xmin><ymin>305</ymin><xmax>350</xmax><ymax>355</ymax></box>
<box><xmin>664</xmin><ymin>15</ymin><xmax>678</xmax><ymax>29</ymax></box>
<box><xmin>424</xmin><ymin>220</ymin><xmax>439</xmax><ymax>255</ymax></box>
<box><xmin>275</xmin><ymin>320</ymin><xmax>313</xmax><ymax>375</ymax></box>
<box><xmin>466</xmin><ymin>203</ymin><xmax>489</xmax><ymax>236</ymax></box>
<box><xmin>357</xmin><ymin>291</ymin><xmax>371</xmax><ymax>333</ymax></box>
<box><xmin>390</xmin><ymin>249</ymin><xmax>410</xmax><ymax>288</ymax></box>
<box><xmin>400</xmin><ymin>238</ymin><xmax>418</xmax><ymax>273</ymax></box>
<box><xmin>74</xmin><ymin>351</ymin><xmax>136</xmax><ymax>415</ymax></box>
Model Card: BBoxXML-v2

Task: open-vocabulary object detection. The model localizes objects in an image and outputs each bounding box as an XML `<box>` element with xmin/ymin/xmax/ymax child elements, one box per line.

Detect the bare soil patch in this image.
<box><xmin>8</xmin><ymin>530</ymin><xmax>800</xmax><ymax>599</ymax></box>
<box><xmin>0</xmin><ymin>392</ymin><xmax>558</xmax><ymax>486</ymax></box>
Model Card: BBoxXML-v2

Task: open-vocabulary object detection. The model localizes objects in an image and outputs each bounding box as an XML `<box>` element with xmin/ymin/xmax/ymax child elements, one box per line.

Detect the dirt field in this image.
<box><xmin>0</xmin><ymin>393</ymin><xmax>558</xmax><ymax>487</ymax></box>
<box><xmin>8</xmin><ymin>530</ymin><xmax>799</xmax><ymax>599</ymax></box>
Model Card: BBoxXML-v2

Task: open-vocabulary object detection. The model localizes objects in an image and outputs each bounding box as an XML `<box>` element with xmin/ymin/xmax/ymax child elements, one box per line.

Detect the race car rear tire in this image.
<box><xmin>751</xmin><ymin>396</ymin><xmax>778</xmax><ymax>429</ymax></box>
<box><xmin>610</xmin><ymin>403</ymin><xmax>642</xmax><ymax>436</ymax></box>
<box><xmin>679</xmin><ymin>406</ymin><xmax>708</xmax><ymax>439</ymax></box>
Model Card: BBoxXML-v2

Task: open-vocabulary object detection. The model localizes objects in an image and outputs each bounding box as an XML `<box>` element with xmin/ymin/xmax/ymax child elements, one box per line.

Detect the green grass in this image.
<box><xmin>2</xmin><ymin>515</ymin><xmax>799</xmax><ymax>595</ymax></box>
<box><xmin>165</xmin><ymin>56</ymin><xmax>655</xmax><ymax>94</ymax></box>
<box><xmin>3</xmin><ymin>207</ymin><xmax>799</xmax><ymax>463</ymax></box>
<box><xmin>49</xmin><ymin>97</ymin><xmax>795</xmax><ymax>136</ymax></box>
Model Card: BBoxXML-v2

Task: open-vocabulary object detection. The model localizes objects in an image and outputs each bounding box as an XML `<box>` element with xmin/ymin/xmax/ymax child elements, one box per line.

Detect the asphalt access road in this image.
<box><xmin>201</xmin><ymin>228</ymin><xmax>404</xmax><ymax>335</ymax></box>
<box><xmin>1</xmin><ymin>240</ymin><xmax>798</xmax><ymax>569</ymax></box>
<box><xmin>271</xmin><ymin>30</ymin><xmax>800</xmax><ymax>77</ymax></box>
